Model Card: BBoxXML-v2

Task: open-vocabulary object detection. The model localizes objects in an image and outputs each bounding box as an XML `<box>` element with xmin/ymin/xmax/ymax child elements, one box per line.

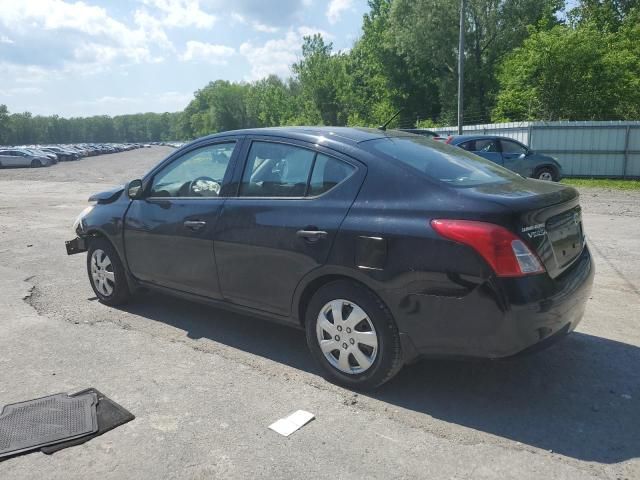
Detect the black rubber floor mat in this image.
<box><xmin>0</xmin><ymin>392</ymin><xmax>98</xmax><ymax>458</ymax></box>
<box><xmin>41</xmin><ymin>388</ymin><xmax>135</xmax><ymax>454</ymax></box>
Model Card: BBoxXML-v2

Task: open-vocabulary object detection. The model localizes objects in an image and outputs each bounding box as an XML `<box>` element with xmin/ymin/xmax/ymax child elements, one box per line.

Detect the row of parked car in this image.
<box><xmin>399</xmin><ymin>129</ymin><xmax>562</xmax><ymax>181</ymax></box>
<box><xmin>0</xmin><ymin>143</ymin><xmax>151</xmax><ymax>168</ymax></box>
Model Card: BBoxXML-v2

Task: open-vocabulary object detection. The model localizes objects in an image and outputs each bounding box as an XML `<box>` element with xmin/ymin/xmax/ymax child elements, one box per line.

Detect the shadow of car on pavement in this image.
<box><xmin>119</xmin><ymin>292</ymin><xmax>639</xmax><ymax>464</ymax></box>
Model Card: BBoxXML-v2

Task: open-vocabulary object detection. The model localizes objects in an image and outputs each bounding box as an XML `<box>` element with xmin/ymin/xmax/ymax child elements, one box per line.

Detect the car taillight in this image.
<box><xmin>445</xmin><ymin>136</ymin><xmax>453</xmax><ymax>144</ymax></box>
<box><xmin>431</xmin><ymin>219</ymin><xmax>545</xmax><ymax>277</ymax></box>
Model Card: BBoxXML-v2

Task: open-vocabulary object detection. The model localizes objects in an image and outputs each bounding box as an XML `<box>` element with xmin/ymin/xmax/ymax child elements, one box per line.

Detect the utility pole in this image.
<box><xmin>457</xmin><ymin>0</ymin><xmax>465</xmax><ymax>135</ymax></box>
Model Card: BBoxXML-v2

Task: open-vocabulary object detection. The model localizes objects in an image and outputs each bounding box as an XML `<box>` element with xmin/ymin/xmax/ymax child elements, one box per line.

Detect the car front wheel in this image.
<box><xmin>86</xmin><ymin>237</ymin><xmax>131</xmax><ymax>306</ymax></box>
<box><xmin>305</xmin><ymin>280</ymin><xmax>403</xmax><ymax>390</ymax></box>
<box><xmin>534</xmin><ymin>166</ymin><xmax>558</xmax><ymax>181</ymax></box>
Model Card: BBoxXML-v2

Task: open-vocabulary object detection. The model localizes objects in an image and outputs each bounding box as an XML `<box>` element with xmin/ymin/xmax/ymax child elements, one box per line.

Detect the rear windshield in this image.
<box><xmin>362</xmin><ymin>136</ymin><xmax>520</xmax><ymax>187</ymax></box>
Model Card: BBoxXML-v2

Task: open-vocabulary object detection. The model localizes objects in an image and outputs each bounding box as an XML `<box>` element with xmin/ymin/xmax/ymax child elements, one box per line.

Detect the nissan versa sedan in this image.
<box><xmin>66</xmin><ymin>127</ymin><xmax>594</xmax><ymax>389</ymax></box>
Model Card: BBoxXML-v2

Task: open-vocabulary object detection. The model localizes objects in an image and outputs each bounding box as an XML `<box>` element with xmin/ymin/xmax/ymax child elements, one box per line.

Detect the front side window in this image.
<box><xmin>475</xmin><ymin>139</ymin><xmax>500</xmax><ymax>152</ymax></box>
<box><xmin>150</xmin><ymin>142</ymin><xmax>235</xmax><ymax>198</ymax></box>
<box><xmin>501</xmin><ymin>140</ymin><xmax>527</xmax><ymax>154</ymax></box>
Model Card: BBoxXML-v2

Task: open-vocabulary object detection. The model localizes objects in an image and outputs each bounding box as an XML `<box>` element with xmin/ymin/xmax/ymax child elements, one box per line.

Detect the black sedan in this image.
<box><xmin>66</xmin><ymin>127</ymin><xmax>594</xmax><ymax>389</ymax></box>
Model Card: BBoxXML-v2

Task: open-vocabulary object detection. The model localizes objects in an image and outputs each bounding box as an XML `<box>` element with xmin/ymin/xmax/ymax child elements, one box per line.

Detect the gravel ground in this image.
<box><xmin>0</xmin><ymin>147</ymin><xmax>638</xmax><ymax>479</ymax></box>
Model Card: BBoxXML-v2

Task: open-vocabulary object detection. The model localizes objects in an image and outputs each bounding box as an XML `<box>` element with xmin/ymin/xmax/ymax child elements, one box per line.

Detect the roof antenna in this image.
<box><xmin>378</xmin><ymin>109</ymin><xmax>403</xmax><ymax>131</ymax></box>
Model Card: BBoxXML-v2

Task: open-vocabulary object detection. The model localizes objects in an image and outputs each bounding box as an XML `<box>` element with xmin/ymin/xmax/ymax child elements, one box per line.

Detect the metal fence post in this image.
<box><xmin>623</xmin><ymin>125</ymin><xmax>631</xmax><ymax>178</ymax></box>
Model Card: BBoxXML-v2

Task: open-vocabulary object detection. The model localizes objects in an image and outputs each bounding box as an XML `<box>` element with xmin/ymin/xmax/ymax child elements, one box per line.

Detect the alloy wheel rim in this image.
<box><xmin>90</xmin><ymin>249</ymin><xmax>115</xmax><ymax>296</ymax></box>
<box><xmin>316</xmin><ymin>299</ymin><xmax>378</xmax><ymax>374</ymax></box>
<box><xmin>539</xmin><ymin>171</ymin><xmax>553</xmax><ymax>181</ymax></box>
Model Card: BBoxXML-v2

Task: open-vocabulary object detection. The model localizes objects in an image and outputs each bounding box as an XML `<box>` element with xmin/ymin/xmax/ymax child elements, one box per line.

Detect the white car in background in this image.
<box><xmin>0</xmin><ymin>148</ymin><xmax>54</xmax><ymax>168</ymax></box>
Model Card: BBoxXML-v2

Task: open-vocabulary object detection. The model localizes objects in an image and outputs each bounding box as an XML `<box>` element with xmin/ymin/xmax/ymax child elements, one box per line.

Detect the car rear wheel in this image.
<box><xmin>305</xmin><ymin>280</ymin><xmax>403</xmax><ymax>390</ymax></box>
<box><xmin>30</xmin><ymin>159</ymin><xmax>42</xmax><ymax>168</ymax></box>
<box><xmin>534</xmin><ymin>167</ymin><xmax>557</xmax><ymax>181</ymax></box>
<box><xmin>86</xmin><ymin>237</ymin><xmax>131</xmax><ymax>306</ymax></box>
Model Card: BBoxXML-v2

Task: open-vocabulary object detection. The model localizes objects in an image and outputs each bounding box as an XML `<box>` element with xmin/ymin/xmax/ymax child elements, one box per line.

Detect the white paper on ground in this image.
<box><xmin>268</xmin><ymin>410</ymin><xmax>315</xmax><ymax>437</ymax></box>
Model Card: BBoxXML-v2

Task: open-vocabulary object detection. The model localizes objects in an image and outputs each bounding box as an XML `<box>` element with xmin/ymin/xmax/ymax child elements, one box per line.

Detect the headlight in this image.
<box><xmin>73</xmin><ymin>205</ymin><xmax>94</xmax><ymax>232</ymax></box>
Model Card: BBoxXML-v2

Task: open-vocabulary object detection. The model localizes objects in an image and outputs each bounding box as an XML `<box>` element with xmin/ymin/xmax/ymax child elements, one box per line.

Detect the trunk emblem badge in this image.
<box><xmin>522</xmin><ymin>223</ymin><xmax>546</xmax><ymax>239</ymax></box>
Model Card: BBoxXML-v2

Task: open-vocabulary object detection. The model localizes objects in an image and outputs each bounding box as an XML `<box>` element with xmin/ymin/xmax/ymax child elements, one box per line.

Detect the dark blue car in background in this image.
<box><xmin>446</xmin><ymin>135</ymin><xmax>563</xmax><ymax>181</ymax></box>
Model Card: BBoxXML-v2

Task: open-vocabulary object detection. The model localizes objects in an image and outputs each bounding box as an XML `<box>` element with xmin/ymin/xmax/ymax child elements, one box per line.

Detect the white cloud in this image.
<box><xmin>326</xmin><ymin>0</ymin><xmax>354</xmax><ymax>24</ymax></box>
<box><xmin>239</xmin><ymin>26</ymin><xmax>332</xmax><ymax>80</ymax></box>
<box><xmin>139</xmin><ymin>0</ymin><xmax>217</xmax><ymax>29</ymax></box>
<box><xmin>230</xmin><ymin>13</ymin><xmax>279</xmax><ymax>33</ymax></box>
<box><xmin>207</xmin><ymin>0</ymin><xmax>309</xmax><ymax>28</ymax></box>
<box><xmin>0</xmin><ymin>64</ymin><xmax>52</xmax><ymax>84</ymax></box>
<box><xmin>251</xmin><ymin>22</ymin><xmax>280</xmax><ymax>33</ymax></box>
<box><xmin>0</xmin><ymin>35</ymin><xmax>14</xmax><ymax>44</ymax></box>
<box><xmin>71</xmin><ymin>91</ymin><xmax>192</xmax><ymax>115</ymax></box>
<box><xmin>0</xmin><ymin>0</ymin><xmax>170</xmax><ymax>72</ymax></box>
<box><xmin>0</xmin><ymin>86</ymin><xmax>43</xmax><ymax>97</ymax></box>
<box><xmin>180</xmin><ymin>41</ymin><xmax>235</xmax><ymax>63</ymax></box>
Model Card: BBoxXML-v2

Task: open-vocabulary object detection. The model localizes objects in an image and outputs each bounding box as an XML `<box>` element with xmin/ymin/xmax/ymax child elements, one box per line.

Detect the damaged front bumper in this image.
<box><xmin>65</xmin><ymin>237</ymin><xmax>87</xmax><ymax>255</ymax></box>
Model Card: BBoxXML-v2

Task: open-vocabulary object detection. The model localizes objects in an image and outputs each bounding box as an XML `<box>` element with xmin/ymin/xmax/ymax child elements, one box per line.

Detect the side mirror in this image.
<box><xmin>127</xmin><ymin>179</ymin><xmax>144</xmax><ymax>199</ymax></box>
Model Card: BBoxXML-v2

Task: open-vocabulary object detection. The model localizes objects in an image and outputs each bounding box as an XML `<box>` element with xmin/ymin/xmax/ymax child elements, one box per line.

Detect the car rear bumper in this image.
<box><xmin>392</xmin><ymin>245</ymin><xmax>594</xmax><ymax>360</ymax></box>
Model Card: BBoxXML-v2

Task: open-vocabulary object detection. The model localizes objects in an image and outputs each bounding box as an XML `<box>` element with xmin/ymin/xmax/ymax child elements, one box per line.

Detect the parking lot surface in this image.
<box><xmin>0</xmin><ymin>147</ymin><xmax>638</xmax><ymax>479</ymax></box>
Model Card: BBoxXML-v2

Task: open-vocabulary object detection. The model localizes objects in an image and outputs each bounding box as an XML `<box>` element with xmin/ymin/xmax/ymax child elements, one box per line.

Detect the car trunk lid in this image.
<box><xmin>458</xmin><ymin>178</ymin><xmax>585</xmax><ymax>278</ymax></box>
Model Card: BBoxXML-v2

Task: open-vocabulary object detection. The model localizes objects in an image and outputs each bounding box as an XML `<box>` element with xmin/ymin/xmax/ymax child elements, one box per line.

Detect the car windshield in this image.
<box><xmin>362</xmin><ymin>136</ymin><xmax>521</xmax><ymax>187</ymax></box>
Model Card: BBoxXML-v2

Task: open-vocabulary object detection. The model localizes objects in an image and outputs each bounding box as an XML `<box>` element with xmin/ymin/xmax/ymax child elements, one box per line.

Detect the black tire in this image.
<box><xmin>534</xmin><ymin>166</ymin><xmax>558</xmax><ymax>182</ymax></box>
<box><xmin>305</xmin><ymin>280</ymin><xmax>403</xmax><ymax>390</ymax></box>
<box><xmin>30</xmin><ymin>159</ymin><xmax>42</xmax><ymax>168</ymax></box>
<box><xmin>86</xmin><ymin>237</ymin><xmax>131</xmax><ymax>306</ymax></box>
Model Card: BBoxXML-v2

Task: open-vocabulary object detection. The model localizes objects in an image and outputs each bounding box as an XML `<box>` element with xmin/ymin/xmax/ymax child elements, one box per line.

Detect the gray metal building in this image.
<box><xmin>432</xmin><ymin>121</ymin><xmax>640</xmax><ymax>178</ymax></box>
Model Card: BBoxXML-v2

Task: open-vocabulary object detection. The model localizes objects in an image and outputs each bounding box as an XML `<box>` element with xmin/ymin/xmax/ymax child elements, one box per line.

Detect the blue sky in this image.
<box><xmin>0</xmin><ymin>0</ymin><xmax>369</xmax><ymax>117</ymax></box>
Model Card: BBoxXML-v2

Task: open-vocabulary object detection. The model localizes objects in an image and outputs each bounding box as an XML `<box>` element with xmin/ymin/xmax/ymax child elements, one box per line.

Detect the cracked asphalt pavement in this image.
<box><xmin>0</xmin><ymin>147</ymin><xmax>638</xmax><ymax>479</ymax></box>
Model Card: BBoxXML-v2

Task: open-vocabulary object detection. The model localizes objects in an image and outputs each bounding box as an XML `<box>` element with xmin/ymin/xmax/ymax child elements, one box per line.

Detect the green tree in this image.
<box><xmin>345</xmin><ymin>0</ymin><xmax>405</xmax><ymax>126</ymax></box>
<box><xmin>245</xmin><ymin>75</ymin><xmax>299</xmax><ymax>127</ymax></box>
<box><xmin>0</xmin><ymin>104</ymin><xmax>10</xmax><ymax>144</ymax></box>
<box><xmin>388</xmin><ymin>0</ymin><xmax>562</xmax><ymax>124</ymax></box>
<box><xmin>292</xmin><ymin>34</ymin><xmax>350</xmax><ymax>125</ymax></box>
<box><xmin>568</xmin><ymin>0</ymin><xmax>637</xmax><ymax>31</ymax></box>
<box><xmin>493</xmin><ymin>12</ymin><xmax>640</xmax><ymax>121</ymax></box>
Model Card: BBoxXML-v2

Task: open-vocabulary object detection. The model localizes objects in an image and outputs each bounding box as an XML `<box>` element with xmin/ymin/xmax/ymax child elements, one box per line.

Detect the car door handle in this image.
<box><xmin>184</xmin><ymin>220</ymin><xmax>207</xmax><ymax>231</ymax></box>
<box><xmin>296</xmin><ymin>229</ymin><xmax>328</xmax><ymax>240</ymax></box>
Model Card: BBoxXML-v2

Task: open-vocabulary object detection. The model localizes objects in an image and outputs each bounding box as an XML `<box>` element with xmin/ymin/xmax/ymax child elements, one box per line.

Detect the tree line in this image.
<box><xmin>1</xmin><ymin>0</ymin><xmax>638</xmax><ymax>145</ymax></box>
<box><xmin>0</xmin><ymin>106</ymin><xmax>181</xmax><ymax>145</ymax></box>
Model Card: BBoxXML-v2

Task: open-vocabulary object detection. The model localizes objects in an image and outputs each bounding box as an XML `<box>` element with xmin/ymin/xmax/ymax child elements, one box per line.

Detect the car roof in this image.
<box><xmin>195</xmin><ymin>126</ymin><xmax>416</xmax><ymax>146</ymax></box>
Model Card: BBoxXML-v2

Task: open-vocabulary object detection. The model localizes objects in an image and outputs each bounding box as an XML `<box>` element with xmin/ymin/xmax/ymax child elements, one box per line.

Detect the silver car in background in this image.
<box><xmin>0</xmin><ymin>148</ymin><xmax>54</xmax><ymax>168</ymax></box>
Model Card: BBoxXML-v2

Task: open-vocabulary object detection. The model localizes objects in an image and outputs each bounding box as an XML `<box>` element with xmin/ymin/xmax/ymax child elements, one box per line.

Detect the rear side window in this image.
<box><xmin>362</xmin><ymin>136</ymin><xmax>520</xmax><ymax>187</ymax></box>
<box><xmin>458</xmin><ymin>141</ymin><xmax>475</xmax><ymax>151</ymax></box>
<box><xmin>240</xmin><ymin>142</ymin><xmax>315</xmax><ymax>197</ymax></box>
<box><xmin>239</xmin><ymin>142</ymin><xmax>354</xmax><ymax>198</ymax></box>
<box><xmin>309</xmin><ymin>154</ymin><xmax>355</xmax><ymax>196</ymax></box>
